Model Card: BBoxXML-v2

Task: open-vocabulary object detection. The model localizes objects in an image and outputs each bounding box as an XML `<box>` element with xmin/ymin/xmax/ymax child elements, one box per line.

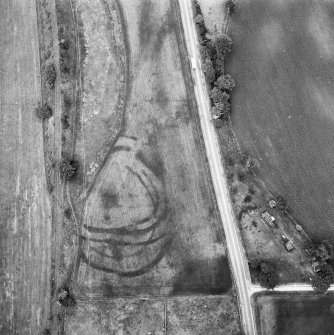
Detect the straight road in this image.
<box><xmin>178</xmin><ymin>1</ymin><xmax>257</xmax><ymax>334</ymax></box>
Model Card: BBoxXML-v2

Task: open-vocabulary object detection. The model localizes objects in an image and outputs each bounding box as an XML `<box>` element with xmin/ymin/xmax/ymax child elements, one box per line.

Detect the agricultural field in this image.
<box><xmin>254</xmin><ymin>292</ymin><xmax>334</xmax><ymax>335</ymax></box>
<box><xmin>0</xmin><ymin>0</ymin><xmax>52</xmax><ymax>334</ymax></box>
<box><xmin>32</xmin><ymin>0</ymin><xmax>241</xmax><ymax>333</ymax></box>
<box><xmin>227</xmin><ymin>0</ymin><xmax>334</xmax><ymax>244</ymax></box>
<box><xmin>73</xmin><ymin>0</ymin><xmax>233</xmax><ymax>298</ymax></box>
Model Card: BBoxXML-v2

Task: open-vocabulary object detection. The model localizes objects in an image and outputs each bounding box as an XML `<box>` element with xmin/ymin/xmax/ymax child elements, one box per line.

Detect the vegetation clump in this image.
<box><xmin>57</xmin><ymin>288</ymin><xmax>76</xmax><ymax>307</ymax></box>
<box><xmin>305</xmin><ymin>240</ymin><xmax>334</xmax><ymax>293</ymax></box>
<box><xmin>35</xmin><ymin>103</ymin><xmax>52</xmax><ymax>120</ymax></box>
<box><xmin>214</xmin><ymin>74</ymin><xmax>235</xmax><ymax>91</ymax></box>
<box><xmin>202</xmin><ymin>59</ymin><xmax>216</xmax><ymax>84</ymax></box>
<box><xmin>45</xmin><ymin>63</ymin><xmax>56</xmax><ymax>87</ymax></box>
<box><xmin>59</xmin><ymin>157</ymin><xmax>79</xmax><ymax>181</ymax></box>
<box><xmin>214</xmin><ymin>34</ymin><xmax>233</xmax><ymax>59</ymax></box>
<box><xmin>250</xmin><ymin>261</ymin><xmax>279</xmax><ymax>289</ymax></box>
<box><xmin>192</xmin><ymin>3</ymin><xmax>235</xmax><ymax>123</ymax></box>
<box><xmin>225</xmin><ymin>0</ymin><xmax>236</xmax><ymax>14</ymax></box>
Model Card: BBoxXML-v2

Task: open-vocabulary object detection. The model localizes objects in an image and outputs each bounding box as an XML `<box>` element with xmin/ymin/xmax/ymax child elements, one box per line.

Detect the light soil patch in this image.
<box><xmin>78</xmin><ymin>0</ymin><xmax>125</xmax><ymax>181</ymax></box>
<box><xmin>0</xmin><ymin>0</ymin><xmax>52</xmax><ymax>334</ymax></box>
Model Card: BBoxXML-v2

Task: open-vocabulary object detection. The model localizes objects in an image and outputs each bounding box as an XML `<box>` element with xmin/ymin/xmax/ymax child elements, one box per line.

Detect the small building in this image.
<box><xmin>261</xmin><ymin>211</ymin><xmax>276</xmax><ymax>227</ymax></box>
<box><xmin>295</xmin><ymin>224</ymin><xmax>303</xmax><ymax>232</ymax></box>
<box><xmin>268</xmin><ymin>199</ymin><xmax>277</xmax><ymax>208</ymax></box>
<box><xmin>312</xmin><ymin>261</ymin><xmax>321</xmax><ymax>273</ymax></box>
<box><xmin>285</xmin><ymin>241</ymin><xmax>294</xmax><ymax>251</ymax></box>
<box><xmin>281</xmin><ymin>235</ymin><xmax>289</xmax><ymax>243</ymax></box>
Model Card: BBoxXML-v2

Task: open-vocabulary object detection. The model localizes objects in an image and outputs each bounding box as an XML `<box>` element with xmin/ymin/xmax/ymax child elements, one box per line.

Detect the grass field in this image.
<box><xmin>227</xmin><ymin>0</ymin><xmax>334</xmax><ymax>243</ymax></box>
<box><xmin>0</xmin><ymin>0</ymin><xmax>52</xmax><ymax>333</ymax></box>
<box><xmin>254</xmin><ymin>292</ymin><xmax>334</xmax><ymax>335</ymax></box>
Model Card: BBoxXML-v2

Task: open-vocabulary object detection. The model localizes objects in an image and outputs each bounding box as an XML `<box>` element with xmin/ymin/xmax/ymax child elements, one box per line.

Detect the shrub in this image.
<box><xmin>35</xmin><ymin>103</ymin><xmax>52</xmax><ymax>120</ymax></box>
<box><xmin>45</xmin><ymin>64</ymin><xmax>56</xmax><ymax>87</ymax></box>
<box><xmin>39</xmin><ymin>330</ymin><xmax>51</xmax><ymax>335</ymax></box>
<box><xmin>60</xmin><ymin>58</ymin><xmax>71</xmax><ymax>75</ymax></box>
<box><xmin>213</xmin><ymin>117</ymin><xmax>224</xmax><ymax>129</ymax></box>
<box><xmin>214</xmin><ymin>74</ymin><xmax>235</xmax><ymax>91</ymax></box>
<box><xmin>64</xmin><ymin>207</ymin><xmax>72</xmax><ymax>219</ymax></box>
<box><xmin>59</xmin><ymin>158</ymin><xmax>79</xmax><ymax>181</ymax></box>
<box><xmin>57</xmin><ymin>288</ymin><xmax>76</xmax><ymax>307</ymax></box>
<box><xmin>244</xmin><ymin>194</ymin><xmax>252</xmax><ymax>203</ymax></box>
<box><xmin>194</xmin><ymin>14</ymin><xmax>204</xmax><ymax>25</ymax></box>
<box><xmin>60</xmin><ymin>38</ymin><xmax>70</xmax><ymax>50</ymax></box>
<box><xmin>192</xmin><ymin>0</ymin><xmax>202</xmax><ymax>15</ymax></box>
<box><xmin>225</xmin><ymin>0</ymin><xmax>236</xmax><ymax>14</ymax></box>
<box><xmin>276</xmin><ymin>196</ymin><xmax>288</xmax><ymax>211</ymax></box>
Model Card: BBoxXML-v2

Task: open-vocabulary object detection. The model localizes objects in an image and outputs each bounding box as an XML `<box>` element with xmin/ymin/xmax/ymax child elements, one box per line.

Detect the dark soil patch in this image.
<box><xmin>172</xmin><ymin>257</ymin><xmax>232</xmax><ymax>295</ymax></box>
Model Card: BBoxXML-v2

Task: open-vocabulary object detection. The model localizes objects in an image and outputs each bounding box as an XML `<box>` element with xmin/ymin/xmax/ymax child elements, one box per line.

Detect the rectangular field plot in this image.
<box><xmin>254</xmin><ymin>292</ymin><xmax>334</xmax><ymax>335</ymax></box>
<box><xmin>65</xmin><ymin>296</ymin><xmax>240</xmax><ymax>335</ymax></box>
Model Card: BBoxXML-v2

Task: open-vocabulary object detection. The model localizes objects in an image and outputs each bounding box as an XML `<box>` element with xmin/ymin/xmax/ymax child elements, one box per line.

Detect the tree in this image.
<box><xmin>194</xmin><ymin>14</ymin><xmax>204</xmax><ymax>25</ymax></box>
<box><xmin>276</xmin><ymin>196</ymin><xmax>288</xmax><ymax>211</ymax></box>
<box><xmin>306</xmin><ymin>240</ymin><xmax>334</xmax><ymax>263</ymax></box>
<box><xmin>200</xmin><ymin>44</ymin><xmax>213</xmax><ymax>61</ymax></box>
<box><xmin>59</xmin><ymin>158</ymin><xmax>79</xmax><ymax>181</ymax></box>
<box><xmin>194</xmin><ymin>14</ymin><xmax>207</xmax><ymax>37</ymax></box>
<box><xmin>45</xmin><ymin>64</ymin><xmax>56</xmax><ymax>87</ymax></box>
<box><xmin>312</xmin><ymin>263</ymin><xmax>334</xmax><ymax>293</ymax></box>
<box><xmin>203</xmin><ymin>59</ymin><xmax>216</xmax><ymax>84</ymax></box>
<box><xmin>214</xmin><ymin>34</ymin><xmax>233</xmax><ymax>59</ymax></box>
<box><xmin>192</xmin><ymin>0</ymin><xmax>202</xmax><ymax>15</ymax></box>
<box><xmin>250</xmin><ymin>261</ymin><xmax>279</xmax><ymax>289</ymax></box>
<box><xmin>212</xmin><ymin>101</ymin><xmax>231</xmax><ymax>119</ymax></box>
<box><xmin>258</xmin><ymin>270</ymin><xmax>279</xmax><ymax>289</ymax></box>
<box><xmin>210</xmin><ymin>87</ymin><xmax>230</xmax><ymax>104</ymax></box>
<box><xmin>35</xmin><ymin>103</ymin><xmax>52</xmax><ymax>120</ymax></box>
<box><xmin>214</xmin><ymin>74</ymin><xmax>235</xmax><ymax>91</ymax></box>
<box><xmin>225</xmin><ymin>0</ymin><xmax>236</xmax><ymax>14</ymax></box>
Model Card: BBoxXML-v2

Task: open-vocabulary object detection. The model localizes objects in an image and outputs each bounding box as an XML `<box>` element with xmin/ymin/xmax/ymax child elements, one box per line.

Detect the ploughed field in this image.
<box><xmin>227</xmin><ymin>0</ymin><xmax>334</xmax><ymax>243</ymax></box>
<box><xmin>254</xmin><ymin>292</ymin><xmax>334</xmax><ymax>335</ymax></box>
<box><xmin>0</xmin><ymin>0</ymin><xmax>52</xmax><ymax>334</ymax></box>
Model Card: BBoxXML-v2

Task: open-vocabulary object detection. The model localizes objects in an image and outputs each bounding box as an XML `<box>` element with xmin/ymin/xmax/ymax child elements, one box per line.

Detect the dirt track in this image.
<box><xmin>0</xmin><ymin>0</ymin><xmax>51</xmax><ymax>333</ymax></box>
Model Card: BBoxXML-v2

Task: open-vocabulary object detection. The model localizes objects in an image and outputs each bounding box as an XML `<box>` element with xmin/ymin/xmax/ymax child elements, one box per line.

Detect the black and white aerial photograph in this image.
<box><xmin>1</xmin><ymin>0</ymin><xmax>334</xmax><ymax>334</ymax></box>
